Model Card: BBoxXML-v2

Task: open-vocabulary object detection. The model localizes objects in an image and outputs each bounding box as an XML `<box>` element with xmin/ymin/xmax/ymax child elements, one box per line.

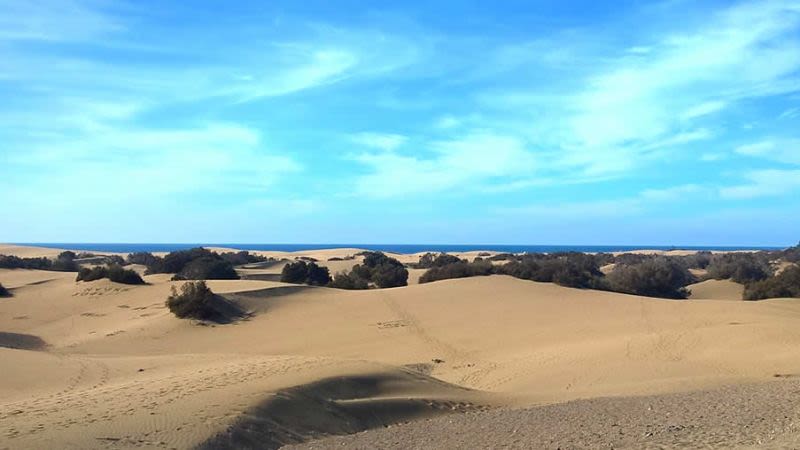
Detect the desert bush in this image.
<box><xmin>496</xmin><ymin>253</ymin><xmax>606</xmax><ymax>289</ymax></box>
<box><xmin>606</xmin><ymin>257</ymin><xmax>693</xmax><ymax>299</ymax></box>
<box><xmin>280</xmin><ymin>261</ymin><xmax>331</xmax><ymax>286</ymax></box>
<box><xmin>361</xmin><ymin>252</ymin><xmax>408</xmax><ymax>288</ymax></box>
<box><xmin>680</xmin><ymin>251</ymin><xmax>713</xmax><ymax>269</ymax></box>
<box><xmin>173</xmin><ymin>257</ymin><xmax>239</xmax><ymax>280</ymax></box>
<box><xmin>488</xmin><ymin>253</ymin><xmax>517</xmax><ymax>261</ymax></box>
<box><xmin>76</xmin><ymin>266</ymin><xmax>108</xmax><ymax>282</ymax></box>
<box><xmin>0</xmin><ymin>255</ymin><xmax>51</xmax><ymax>269</ymax></box>
<box><xmin>219</xmin><ymin>251</ymin><xmax>268</xmax><ymax>266</ymax></box>
<box><xmin>328</xmin><ymin>271</ymin><xmax>369</xmax><ymax>290</ymax></box>
<box><xmin>297</xmin><ymin>256</ymin><xmax>318</xmax><ymax>262</ymax></box>
<box><xmin>613</xmin><ymin>253</ymin><xmax>653</xmax><ymax>266</ymax></box>
<box><xmin>166</xmin><ymin>281</ymin><xmax>217</xmax><ymax>320</ymax></box>
<box><xmin>127</xmin><ymin>252</ymin><xmax>162</xmax><ymax>267</ymax></box>
<box><xmin>744</xmin><ymin>265</ymin><xmax>800</xmax><ymax>300</ymax></box>
<box><xmin>107</xmin><ymin>265</ymin><xmax>145</xmax><ymax>284</ymax></box>
<box><xmin>76</xmin><ymin>265</ymin><xmax>144</xmax><ymax>284</ymax></box>
<box><xmin>104</xmin><ymin>255</ymin><xmax>127</xmax><ymax>266</ymax></box>
<box><xmin>58</xmin><ymin>251</ymin><xmax>77</xmax><ymax>260</ymax></box>
<box><xmin>328</xmin><ymin>257</ymin><xmax>344</xmax><ymax>261</ymax></box>
<box><xmin>706</xmin><ymin>253</ymin><xmax>772</xmax><ymax>283</ymax></box>
<box><xmin>40</xmin><ymin>251</ymin><xmax>79</xmax><ymax>272</ymax></box>
<box><xmin>144</xmin><ymin>248</ymin><xmax>239</xmax><ymax>280</ymax></box>
<box><xmin>0</xmin><ymin>282</ymin><xmax>10</xmax><ymax>297</ymax></box>
<box><xmin>419</xmin><ymin>260</ymin><xmax>494</xmax><ymax>283</ymax></box>
<box><xmin>414</xmin><ymin>253</ymin><xmax>463</xmax><ymax>269</ymax></box>
<box><xmin>330</xmin><ymin>252</ymin><xmax>408</xmax><ymax>288</ymax></box>
<box><xmin>781</xmin><ymin>243</ymin><xmax>800</xmax><ymax>263</ymax></box>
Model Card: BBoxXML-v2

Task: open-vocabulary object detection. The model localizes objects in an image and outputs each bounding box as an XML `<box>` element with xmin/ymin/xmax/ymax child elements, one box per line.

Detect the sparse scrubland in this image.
<box><xmin>76</xmin><ymin>264</ymin><xmax>145</xmax><ymax>285</ymax></box>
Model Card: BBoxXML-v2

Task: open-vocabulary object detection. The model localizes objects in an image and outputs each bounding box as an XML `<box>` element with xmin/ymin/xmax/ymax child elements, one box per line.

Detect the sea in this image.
<box><xmin>15</xmin><ymin>243</ymin><xmax>782</xmax><ymax>254</ymax></box>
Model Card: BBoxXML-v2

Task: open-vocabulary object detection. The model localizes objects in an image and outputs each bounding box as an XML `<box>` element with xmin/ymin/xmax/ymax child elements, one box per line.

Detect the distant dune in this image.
<box><xmin>1</xmin><ymin>245</ymin><xmax>799</xmax><ymax>448</ymax></box>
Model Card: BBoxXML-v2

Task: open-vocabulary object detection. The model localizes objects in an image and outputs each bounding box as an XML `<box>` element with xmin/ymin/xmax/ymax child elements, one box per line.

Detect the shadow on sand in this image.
<box><xmin>197</xmin><ymin>368</ymin><xmax>486</xmax><ymax>450</ymax></box>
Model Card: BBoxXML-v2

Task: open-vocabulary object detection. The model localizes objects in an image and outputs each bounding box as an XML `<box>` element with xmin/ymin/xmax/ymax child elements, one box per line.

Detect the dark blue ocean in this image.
<box><xmin>16</xmin><ymin>243</ymin><xmax>781</xmax><ymax>254</ymax></box>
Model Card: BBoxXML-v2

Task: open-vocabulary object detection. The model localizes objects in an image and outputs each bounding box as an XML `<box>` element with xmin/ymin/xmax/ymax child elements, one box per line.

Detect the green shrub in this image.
<box><xmin>0</xmin><ymin>282</ymin><xmax>10</xmax><ymax>297</ymax></box>
<box><xmin>328</xmin><ymin>252</ymin><xmax>408</xmax><ymax>289</ymax></box>
<box><xmin>419</xmin><ymin>260</ymin><xmax>494</xmax><ymax>283</ymax></box>
<box><xmin>106</xmin><ymin>265</ymin><xmax>145</xmax><ymax>284</ymax></box>
<box><xmin>219</xmin><ymin>251</ymin><xmax>269</xmax><ymax>266</ymax></box>
<box><xmin>76</xmin><ymin>265</ymin><xmax>145</xmax><ymax>285</ymax></box>
<box><xmin>606</xmin><ymin>257</ymin><xmax>693</xmax><ymax>299</ymax></box>
<box><xmin>173</xmin><ymin>257</ymin><xmax>239</xmax><ymax>280</ymax></box>
<box><xmin>496</xmin><ymin>253</ymin><xmax>606</xmax><ymax>289</ymax></box>
<box><xmin>127</xmin><ymin>252</ymin><xmax>162</xmax><ymax>267</ymax></box>
<box><xmin>414</xmin><ymin>253</ymin><xmax>463</xmax><ymax>269</ymax></box>
<box><xmin>328</xmin><ymin>272</ymin><xmax>369</xmax><ymax>290</ymax></box>
<box><xmin>706</xmin><ymin>253</ymin><xmax>772</xmax><ymax>283</ymax></box>
<box><xmin>166</xmin><ymin>281</ymin><xmax>217</xmax><ymax>320</ymax></box>
<box><xmin>280</xmin><ymin>261</ymin><xmax>331</xmax><ymax>286</ymax></box>
<box><xmin>744</xmin><ymin>265</ymin><xmax>800</xmax><ymax>300</ymax></box>
<box><xmin>144</xmin><ymin>248</ymin><xmax>239</xmax><ymax>280</ymax></box>
<box><xmin>76</xmin><ymin>266</ymin><xmax>108</xmax><ymax>282</ymax></box>
<box><xmin>5</xmin><ymin>255</ymin><xmax>56</xmax><ymax>270</ymax></box>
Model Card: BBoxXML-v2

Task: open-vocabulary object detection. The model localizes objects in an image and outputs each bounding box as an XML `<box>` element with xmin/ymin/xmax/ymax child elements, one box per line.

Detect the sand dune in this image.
<box><xmin>688</xmin><ymin>279</ymin><xmax>745</xmax><ymax>300</ymax></box>
<box><xmin>2</xmin><ymin>246</ymin><xmax>800</xmax><ymax>448</ymax></box>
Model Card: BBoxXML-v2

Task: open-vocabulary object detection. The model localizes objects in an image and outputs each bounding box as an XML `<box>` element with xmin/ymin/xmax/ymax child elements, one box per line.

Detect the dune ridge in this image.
<box><xmin>1</xmin><ymin>245</ymin><xmax>799</xmax><ymax>448</ymax></box>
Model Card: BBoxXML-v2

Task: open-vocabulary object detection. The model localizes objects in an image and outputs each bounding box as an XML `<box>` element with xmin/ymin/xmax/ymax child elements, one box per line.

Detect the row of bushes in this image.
<box><xmin>416</xmin><ymin>253</ymin><xmax>694</xmax><ymax>299</ymax></box>
<box><xmin>0</xmin><ymin>252</ymin><xmax>79</xmax><ymax>272</ymax></box>
<box><xmin>76</xmin><ymin>265</ymin><xmax>145</xmax><ymax>285</ymax></box>
<box><xmin>281</xmin><ymin>252</ymin><xmax>409</xmax><ymax>290</ymax></box>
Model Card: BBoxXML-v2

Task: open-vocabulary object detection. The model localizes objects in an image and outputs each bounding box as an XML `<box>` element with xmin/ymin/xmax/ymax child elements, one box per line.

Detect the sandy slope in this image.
<box><xmin>688</xmin><ymin>279</ymin><xmax>745</xmax><ymax>300</ymax></box>
<box><xmin>2</xmin><ymin>246</ymin><xmax>800</xmax><ymax>449</ymax></box>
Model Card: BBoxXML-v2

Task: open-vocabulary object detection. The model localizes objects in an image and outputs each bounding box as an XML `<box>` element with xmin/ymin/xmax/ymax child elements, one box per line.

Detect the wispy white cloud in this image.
<box><xmin>720</xmin><ymin>169</ymin><xmax>800</xmax><ymax>199</ymax></box>
<box><xmin>349</xmin><ymin>132</ymin><xmax>408</xmax><ymax>151</ymax></box>
<box><xmin>351</xmin><ymin>131</ymin><xmax>535</xmax><ymax>197</ymax></box>
<box><xmin>735</xmin><ymin>139</ymin><xmax>800</xmax><ymax>164</ymax></box>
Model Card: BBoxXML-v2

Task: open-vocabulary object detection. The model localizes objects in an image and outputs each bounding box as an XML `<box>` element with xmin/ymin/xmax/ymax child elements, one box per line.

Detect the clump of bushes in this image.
<box><xmin>280</xmin><ymin>261</ymin><xmax>331</xmax><ymax>286</ymax></box>
<box><xmin>141</xmin><ymin>248</ymin><xmax>239</xmax><ymax>280</ymax></box>
<box><xmin>127</xmin><ymin>252</ymin><xmax>162</xmax><ymax>267</ymax></box>
<box><xmin>171</xmin><ymin>257</ymin><xmax>239</xmax><ymax>281</ymax></box>
<box><xmin>0</xmin><ymin>282</ymin><xmax>10</xmax><ymax>297</ymax></box>
<box><xmin>606</xmin><ymin>257</ymin><xmax>694</xmax><ymax>299</ymax></box>
<box><xmin>488</xmin><ymin>253</ymin><xmax>517</xmax><ymax>261</ymax></box>
<box><xmin>166</xmin><ymin>281</ymin><xmax>217</xmax><ymax>320</ymax></box>
<box><xmin>419</xmin><ymin>260</ymin><xmax>493</xmax><ymax>283</ymax></box>
<box><xmin>76</xmin><ymin>264</ymin><xmax>145</xmax><ymax>285</ymax></box>
<box><xmin>219</xmin><ymin>251</ymin><xmax>270</xmax><ymax>266</ymax></box>
<box><xmin>497</xmin><ymin>253</ymin><xmax>607</xmax><ymax>289</ymax></box>
<box><xmin>413</xmin><ymin>253</ymin><xmax>464</xmax><ymax>269</ymax></box>
<box><xmin>328</xmin><ymin>271</ymin><xmax>370</xmax><ymax>290</ymax></box>
<box><xmin>744</xmin><ymin>265</ymin><xmax>800</xmax><ymax>300</ymax></box>
<box><xmin>706</xmin><ymin>253</ymin><xmax>772</xmax><ymax>283</ymax></box>
<box><xmin>327</xmin><ymin>252</ymin><xmax>408</xmax><ymax>289</ymax></box>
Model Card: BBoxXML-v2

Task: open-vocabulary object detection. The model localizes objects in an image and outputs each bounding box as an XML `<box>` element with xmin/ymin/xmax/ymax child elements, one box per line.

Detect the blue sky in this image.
<box><xmin>1</xmin><ymin>0</ymin><xmax>799</xmax><ymax>245</ymax></box>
